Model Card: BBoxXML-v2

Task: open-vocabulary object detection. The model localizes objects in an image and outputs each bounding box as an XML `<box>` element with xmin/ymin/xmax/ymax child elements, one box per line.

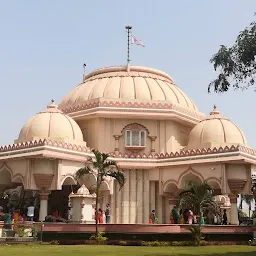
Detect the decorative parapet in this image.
<box><xmin>0</xmin><ymin>139</ymin><xmax>255</xmax><ymax>162</ymax></box>
<box><xmin>59</xmin><ymin>98</ymin><xmax>206</xmax><ymax>121</ymax></box>
<box><xmin>0</xmin><ymin>139</ymin><xmax>91</xmax><ymax>154</ymax></box>
<box><xmin>109</xmin><ymin>145</ymin><xmax>243</xmax><ymax>159</ymax></box>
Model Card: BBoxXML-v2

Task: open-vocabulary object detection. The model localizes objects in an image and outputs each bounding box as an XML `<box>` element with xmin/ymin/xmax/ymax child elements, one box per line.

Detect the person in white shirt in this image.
<box><xmin>27</xmin><ymin>203</ymin><xmax>35</xmax><ymax>221</ymax></box>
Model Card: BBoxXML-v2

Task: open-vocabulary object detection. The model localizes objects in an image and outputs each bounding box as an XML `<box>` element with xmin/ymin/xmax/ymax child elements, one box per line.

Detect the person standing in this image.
<box><xmin>27</xmin><ymin>203</ymin><xmax>35</xmax><ymax>221</ymax></box>
<box><xmin>188</xmin><ymin>209</ymin><xmax>193</xmax><ymax>224</ymax></box>
<box><xmin>150</xmin><ymin>210</ymin><xmax>156</xmax><ymax>224</ymax></box>
<box><xmin>171</xmin><ymin>206</ymin><xmax>179</xmax><ymax>224</ymax></box>
<box><xmin>105</xmin><ymin>203</ymin><xmax>111</xmax><ymax>224</ymax></box>
<box><xmin>222</xmin><ymin>209</ymin><xmax>228</xmax><ymax>225</ymax></box>
<box><xmin>98</xmin><ymin>209</ymin><xmax>103</xmax><ymax>224</ymax></box>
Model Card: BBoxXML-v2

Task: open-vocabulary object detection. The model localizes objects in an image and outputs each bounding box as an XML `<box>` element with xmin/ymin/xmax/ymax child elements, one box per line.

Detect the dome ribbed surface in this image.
<box><xmin>58</xmin><ymin>66</ymin><xmax>197</xmax><ymax>111</ymax></box>
<box><xmin>187</xmin><ymin>107</ymin><xmax>247</xmax><ymax>149</ymax></box>
<box><xmin>17</xmin><ymin>102</ymin><xmax>84</xmax><ymax>144</ymax></box>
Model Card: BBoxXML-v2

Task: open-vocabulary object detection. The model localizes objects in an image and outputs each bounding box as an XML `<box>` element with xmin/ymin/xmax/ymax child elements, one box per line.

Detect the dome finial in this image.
<box><xmin>210</xmin><ymin>105</ymin><xmax>220</xmax><ymax>115</ymax></box>
<box><xmin>47</xmin><ymin>99</ymin><xmax>57</xmax><ymax>109</ymax></box>
<box><xmin>83</xmin><ymin>63</ymin><xmax>86</xmax><ymax>82</ymax></box>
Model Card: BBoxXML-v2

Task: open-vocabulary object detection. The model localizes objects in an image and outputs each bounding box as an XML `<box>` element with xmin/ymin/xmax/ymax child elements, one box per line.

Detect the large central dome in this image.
<box><xmin>58</xmin><ymin>66</ymin><xmax>197</xmax><ymax>111</ymax></box>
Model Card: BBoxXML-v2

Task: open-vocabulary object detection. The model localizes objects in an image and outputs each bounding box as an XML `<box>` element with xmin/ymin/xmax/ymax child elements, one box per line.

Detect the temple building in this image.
<box><xmin>0</xmin><ymin>65</ymin><xmax>255</xmax><ymax>225</ymax></box>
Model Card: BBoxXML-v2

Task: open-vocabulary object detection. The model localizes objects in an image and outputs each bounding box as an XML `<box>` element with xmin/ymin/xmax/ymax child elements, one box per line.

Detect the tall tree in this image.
<box><xmin>74</xmin><ymin>149</ymin><xmax>125</xmax><ymax>237</ymax></box>
<box><xmin>209</xmin><ymin>20</ymin><xmax>256</xmax><ymax>93</ymax></box>
<box><xmin>179</xmin><ymin>181</ymin><xmax>217</xmax><ymax>246</ymax></box>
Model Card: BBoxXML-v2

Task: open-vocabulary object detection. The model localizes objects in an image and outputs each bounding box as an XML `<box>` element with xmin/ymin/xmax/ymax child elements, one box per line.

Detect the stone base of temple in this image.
<box><xmin>35</xmin><ymin>223</ymin><xmax>256</xmax><ymax>242</ymax></box>
<box><xmin>1</xmin><ymin>222</ymin><xmax>255</xmax><ymax>242</ymax></box>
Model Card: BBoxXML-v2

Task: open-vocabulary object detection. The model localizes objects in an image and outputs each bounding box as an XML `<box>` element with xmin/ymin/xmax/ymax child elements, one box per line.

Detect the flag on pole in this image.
<box><xmin>131</xmin><ymin>35</ymin><xmax>145</xmax><ymax>47</ymax></box>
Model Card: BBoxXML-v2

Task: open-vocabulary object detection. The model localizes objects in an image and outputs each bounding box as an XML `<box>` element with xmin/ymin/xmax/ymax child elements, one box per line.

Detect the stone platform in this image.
<box><xmin>37</xmin><ymin>223</ymin><xmax>256</xmax><ymax>242</ymax></box>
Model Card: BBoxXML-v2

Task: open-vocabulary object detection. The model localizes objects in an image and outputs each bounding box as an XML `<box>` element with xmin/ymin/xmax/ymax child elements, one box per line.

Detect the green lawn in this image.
<box><xmin>0</xmin><ymin>245</ymin><xmax>255</xmax><ymax>256</ymax></box>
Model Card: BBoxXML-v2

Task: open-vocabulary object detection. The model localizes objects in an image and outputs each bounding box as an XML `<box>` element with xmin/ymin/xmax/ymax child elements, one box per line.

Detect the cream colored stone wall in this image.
<box><xmin>77</xmin><ymin>118</ymin><xmax>191</xmax><ymax>154</ymax></box>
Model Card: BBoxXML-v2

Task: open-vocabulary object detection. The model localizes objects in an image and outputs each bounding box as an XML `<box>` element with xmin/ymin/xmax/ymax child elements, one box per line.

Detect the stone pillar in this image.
<box><xmin>129</xmin><ymin>170</ymin><xmax>136</xmax><ymax>224</ymax></box>
<box><xmin>110</xmin><ymin>185</ymin><xmax>116</xmax><ymax>224</ymax></box>
<box><xmin>115</xmin><ymin>180</ymin><xmax>122</xmax><ymax>223</ymax></box>
<box><xmin>113</xmin><ymin>135</ymin><xmax>121</xmax><ymax>154</ymax></box>
<box><xmin>137</xmin><ymin>170</ymin><xmax>143</xmax><ymax>223</ymax></box>
<box><xmin>229</xmin><ymin>195</ymin><xmax>239</xmax><ymax>225</ymax></box>
<box><xmin>122</xmin><ymin>170</ymin><xmax>130</xmax><ymax>223</ymax></box>
<box><xmin>102</xmin><ymin>193</ymin><xmax>107</xmax><ymax>223</ymax></box>
<box><xmin>150</xmin><ymin>181</ymin><xmax>156</xmax><ymax>212</ymax></box>
<box><xmin>39</xmin><ymin>192</ymin><xmax>49</xmax><ymax>221</ymax></box>
<box><xmin>149</xmin><ymin>136</ymin><xmax>157</xmax><ymax>154</ymax></box>
<box><xmin>163</xmin><ymin>197</ymin><xmax>170</xmax><ymax>224</ymax></box>
<box><xmin>143</xmin><ymin>170</ymin><xmax>150</xmax><ymax>224</ymax></box>
<box><xmin>156</xmin><ymin>182</ymin><xmax>163</xmax><ymax>223</ymax></box>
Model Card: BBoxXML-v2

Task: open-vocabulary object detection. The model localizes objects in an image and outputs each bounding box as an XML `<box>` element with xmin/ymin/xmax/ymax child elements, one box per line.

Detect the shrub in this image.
<box><xmin>188</xmin><ymin>226</ymin><xmax>204</xmax><ymax>246</ymax></box>
<box><xmin>119</xmin><ymin>240</ymin><xmax>127</xmax><ymax>246</ymax></box>
<box><xmin>248</xmin><ymin>238</ymin><xmax>256</xmax><ymax>246</ymax></box>
<box><xmin>49</xmin><ymin>240</ymin><xmax>59</xmax><ymax>245</ymax></box>
<box><xmin>89</xmin><ymin>232</ymin><xmax>108</xmax><ymax>244</ymax></box>
<box><xmin>31</xmin><ymin>225</ymin><xmax>38</xmax><ymax>238</ymax></box>
<box><xmin>16</xmin><ymin>225</ymin><xmax>26</xmax><ymax>237</ymax></box>
<box><xmin>171</xmin><ymin>241</ymin><xmax>194</xmax><ymax>246</ymax></box>
<box><xmin>146</xmin><ymin>241</ymin><xmax>170</xmax><ymax>247</ymax></box>
<box><xmin>147</xmin><ymin>241</ymin><xmax>161</xmax><ymax>246</ymax></box>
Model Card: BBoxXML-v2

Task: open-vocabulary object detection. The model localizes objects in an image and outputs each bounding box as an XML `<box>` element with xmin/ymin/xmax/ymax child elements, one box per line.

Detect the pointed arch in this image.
<box><xmin>100</xmin><ymin>180</ymin><xmax>110</xmax><ymax>192</ymax></box>
<box><xmin>121</xmin><ymin>123</ymin><xmax>150</xmax><ymax>134</ymax></box>
<box><xmin>205</xmin><ymin>177</ymin><xmax>221</xmax><ymax>188</ymax></box>
<box><xmin>178</xmin><ymin>167</ymin><xmax>204</xmax><ymax>189</ymax></box>
<box><xmin>12</xmin><ymin>173</ymin><xmax>25</xmax><ymax>185</ymax></box>
<box><xmin>163</xmin><ymin>179</ymin><xmax>179</xmax><ymax>196</ymax></box>
<box><xmin>0</xmin><ymin>163</ymin><xmax>13</xmax><ymax>185</ymax></box>
<box><xmin>205</xmin><ymin>177</ymin><xmax>222</xmax><ymax>195</ymax></box>
<box><xmin>0</xmin><ymin>163</ymin><xmax>13</xmax><ymax>179</ymax></box>
<box><xmin>61</xmin><ymin>175</ymin><xmax>77</xmax><ymax>186</ymax></box>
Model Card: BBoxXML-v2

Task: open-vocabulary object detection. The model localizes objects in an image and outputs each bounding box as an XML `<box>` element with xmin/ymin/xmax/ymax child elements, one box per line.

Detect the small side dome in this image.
<box><xmin>16</xmin><ymin>100</ymin><xmax>85</xmax><ymax>145</ymax></box>
<box><xmin>186</xmin><ymin>106</ymin><xmax>247</xmax><ymax>149</ymax></box>
<box><xmin>77</xmin><ymin>184</ymin><xmax>90</xmax><ymax>195</ymax></box>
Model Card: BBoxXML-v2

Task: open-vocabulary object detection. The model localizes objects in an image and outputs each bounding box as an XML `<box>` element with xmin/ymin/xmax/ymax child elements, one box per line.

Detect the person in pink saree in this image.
<box><xmin>188</xmin><ymin>209</ymin><xmax>194</xmax><ymax>224</ymax></box>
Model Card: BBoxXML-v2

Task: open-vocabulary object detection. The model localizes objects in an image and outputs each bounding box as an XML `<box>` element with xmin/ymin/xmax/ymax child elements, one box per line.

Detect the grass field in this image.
<box><xmin>0</xmin><ymin>245</ymin><xmax>255</xmax><ymax>256</ymax></box>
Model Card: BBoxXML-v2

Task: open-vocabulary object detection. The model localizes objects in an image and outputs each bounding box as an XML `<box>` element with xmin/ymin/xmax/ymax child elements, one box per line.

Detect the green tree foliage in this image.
<box><xmin>209</xmin><ymin>20</ymin><xmax>256</xmax><ymax>93</ymax></box>
<box><xmin>179</xmin><ymin>181</ymin><xmax>217</xmax><ymax>246</ymax></box>
<box><xmin>74</xmin><ymin>149</ymin><xmax>125</xmax><ymax>237</ymax></box>
<box><xmin>179</xmin><ymin>181</ymin><xmax>217</xmax><ymax>223</ymax></box>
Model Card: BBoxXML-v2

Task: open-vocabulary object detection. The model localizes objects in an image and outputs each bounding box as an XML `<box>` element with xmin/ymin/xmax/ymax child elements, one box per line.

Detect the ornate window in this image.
<box><xmin>125</xmin><ymin>130</ymin><xmax>146</xmax><ymax>147</ymax></box>
<box><xmin>122</xmin><ymin>123</ymin><xmax>148</xmax><ymax>149</ymax></box>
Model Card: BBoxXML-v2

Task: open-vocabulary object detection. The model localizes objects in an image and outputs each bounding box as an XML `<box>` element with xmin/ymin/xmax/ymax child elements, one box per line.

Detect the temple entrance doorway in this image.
<box><xmin>48</xmin><ymin>176</ymin><xmax>79</xmax><ymax>220</ymax></box>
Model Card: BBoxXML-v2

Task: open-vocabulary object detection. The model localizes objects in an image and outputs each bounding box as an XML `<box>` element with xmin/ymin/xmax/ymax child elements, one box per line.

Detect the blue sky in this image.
<box><xmin>0</xmin><ymin>0</ymin><xmax>256</xmax><ymax>147</ymax></box>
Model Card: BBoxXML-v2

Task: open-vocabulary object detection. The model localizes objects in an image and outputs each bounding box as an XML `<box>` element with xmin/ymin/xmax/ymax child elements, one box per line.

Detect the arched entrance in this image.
<box><xmin>0</xmin><ymin>166</ymin><xmax>29</xmax><ymax>215</ymax></box>
<box><xmin>48</xmin><ymin>176</ymin><xmax>79</xmax><ymax>220</ymax></box>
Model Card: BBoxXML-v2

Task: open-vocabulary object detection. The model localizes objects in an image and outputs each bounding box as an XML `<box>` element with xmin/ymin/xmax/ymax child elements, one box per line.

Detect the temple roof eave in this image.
<box><xmin>60</xmin><ymin>98</ymin><xmax>206</xmax><ymax>125</ymax></box>
<box><xmin>0</xmin><ymin>139</ymin><xmax>256</xmax><ymax>167</ymax></box>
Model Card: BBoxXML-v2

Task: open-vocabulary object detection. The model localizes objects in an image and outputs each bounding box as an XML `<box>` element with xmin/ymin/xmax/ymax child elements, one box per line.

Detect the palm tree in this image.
<box><xmin>179</xmin><ymin>181</ymin><xmax>217</xmax><ymax>225</ymax></box>
<box><xmin>74</xmin><ymin>149</ymin><xmax>125</xmax><ymax>237</ymax></box>
<box><xmin>239</xmin><ymin>194</ymin><xmax>254</xmax><ymax>217</ymax></box>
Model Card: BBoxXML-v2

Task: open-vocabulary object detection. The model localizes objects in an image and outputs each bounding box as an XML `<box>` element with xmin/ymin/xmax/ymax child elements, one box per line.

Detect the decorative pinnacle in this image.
<box><xmin>51</xmin><ymin>99</ymin><xmax>54</xmax><ymax>104</ymax></box>
<box><xmin>213</xmin><ymin>104</ymin><xmax>217</xmax><ymax>110</ymax></box>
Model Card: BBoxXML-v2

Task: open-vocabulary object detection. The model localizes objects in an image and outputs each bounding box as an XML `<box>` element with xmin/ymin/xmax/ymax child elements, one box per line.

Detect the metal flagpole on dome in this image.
<box><xmin>125</xmin><ymin>25</ymin><xmax>132</xmax><ymax>66</ymax></box>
